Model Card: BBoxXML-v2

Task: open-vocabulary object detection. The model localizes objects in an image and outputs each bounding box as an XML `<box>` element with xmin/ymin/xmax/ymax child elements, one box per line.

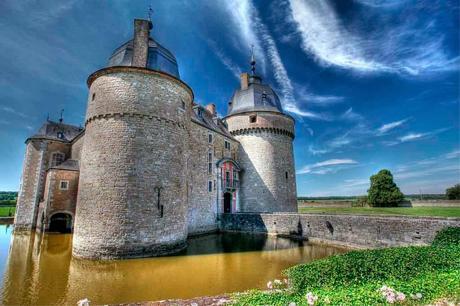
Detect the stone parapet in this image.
<box><xmin>219</xmin><ymin>213</ymin><xmax>460</xmax><ymax>248</ymax></box>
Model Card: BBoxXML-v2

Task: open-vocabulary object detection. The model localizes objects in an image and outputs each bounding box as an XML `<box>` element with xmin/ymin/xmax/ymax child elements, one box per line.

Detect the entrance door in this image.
<box><xmin>224</xmin><ymin>192</ymin><xmax>232</xmax><ymax>213</ymax></box>
<box><xmin>49</xmin><ymin>213</ymin><xmax>72</xmax><ymax>233</ymax></box>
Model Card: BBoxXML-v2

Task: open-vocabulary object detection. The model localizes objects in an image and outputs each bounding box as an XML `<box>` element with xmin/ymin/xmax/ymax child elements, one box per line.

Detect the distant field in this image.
<box><xmin>298</xmin><ymin>207</ymin><xmax>460</xmax><ymax>218</ymax></box>
<box><xmin>0</xmin><ymin>207</ymin><xmax>15</xmax><ymax>217</ymax></box>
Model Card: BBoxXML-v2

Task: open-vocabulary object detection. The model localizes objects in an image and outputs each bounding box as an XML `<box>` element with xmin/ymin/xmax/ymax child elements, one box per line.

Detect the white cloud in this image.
<box><xmin>287</xmin><ymin>0</ymin><xmax>459</xmax><ymax>76</ymax></box>
<box><xmin>341</xmin><ymin>107</ymin><xmax>364</xmax><ymax>122</ymax></box>
<box><xmin>207</xmin><ymin>39</ymin><xmax>242</xmax><ymax>79</ymax></box>
<box><xmin>377</xmin><ymin>118</ymin><xmax>409</xmax><ymax>135</ymax></box>
<box><xmin>297</xmin><ymin>158</ymin><xmax>358</xmax><ymax>174</ymax></box>
<box><xmin>2</xmin><ymin>106</ymin><xmax>28</xmax><ymax>118</ymax></box>
<box><xmin>445</xmin><ymin>150</ymin><xmax>460</xmax><ymax>159</ymax></box>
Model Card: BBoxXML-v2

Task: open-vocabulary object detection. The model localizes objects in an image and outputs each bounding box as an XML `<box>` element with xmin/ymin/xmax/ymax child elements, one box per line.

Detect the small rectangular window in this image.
<box><xmin>208</xmin><ymin>181</ymin><xmax>213</xmax><ymax>192</ymax></box>
<box><xmin>249</xmin><ymin>115</ymin><xmax>257</xmax><ymax>123</ymax></box>
<box><xmin>59</xmin><ymin>180</ymin><xmax>69</xmax><ymax>190</ymax></box>
<box><xmin>208</xmin><ymin>162</ymin><xmax>212</xmax><ymax>174</ymax></box>
<box><xmin>208</xmin><ymin>133</ymin><xmax>213</xmax><ymax>143</ymax></box>
<box><xmin>285</xmin><ymin>171</ymin><xmax>288</xmax><ymax>179</ymax></box>
<box><xmin>225</xmin><ymin>140</ymin><xmax>231</xmax><ymax>150</ymax></box>
<box><xmin>92</xmin><ymin>93</ymin><xmax>96</xmax><ymax>101</ymax></box>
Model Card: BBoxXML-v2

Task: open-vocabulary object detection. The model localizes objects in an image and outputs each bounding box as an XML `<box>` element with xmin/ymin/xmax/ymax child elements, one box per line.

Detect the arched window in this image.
<box><xmin>50</xmin><ymin>152</ymin><xmax>65</xmax><ymax>167</ymax></box>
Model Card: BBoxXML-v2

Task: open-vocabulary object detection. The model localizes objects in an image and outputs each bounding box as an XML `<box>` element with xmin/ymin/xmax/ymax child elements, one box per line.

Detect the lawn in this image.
<box><xmin>0</xmin><ymin>206</ymin><xmax>15</xmax><ymax>217</ymax></box>
<box><xmin>234</xmin><ymin>227</ymin><xmax>460</xmax><ymax>305</ymax></box>
<box><xmin>298</xmin><ymin>207</ymin><xmax>460</xmax><ymax>218</ymax></box>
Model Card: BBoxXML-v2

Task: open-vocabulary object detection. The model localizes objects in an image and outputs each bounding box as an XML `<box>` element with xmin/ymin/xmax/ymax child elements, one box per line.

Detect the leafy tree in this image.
<box><xmin>446</xmin><ymin>184</ymin><xmax>460</xmax><ymax>200</ymax></box>
<box><xmin>367</xmin><ymin>169</ymin><xmax>404</xmax><ymax>207</ymax></box>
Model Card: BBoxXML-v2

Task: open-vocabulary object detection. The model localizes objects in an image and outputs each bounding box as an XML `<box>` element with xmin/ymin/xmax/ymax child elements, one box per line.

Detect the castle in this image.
<box><xmin>14</xmin><ymin>18</ymin><xmax>297</xmax><ymax>259</ymax></box>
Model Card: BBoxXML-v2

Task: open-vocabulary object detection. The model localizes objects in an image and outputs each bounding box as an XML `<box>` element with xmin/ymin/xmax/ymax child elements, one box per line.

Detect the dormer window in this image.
<box><xmin>57</xmin><ymin>132</ymin><xmax>64</xmax><ymax>139</ymax></box>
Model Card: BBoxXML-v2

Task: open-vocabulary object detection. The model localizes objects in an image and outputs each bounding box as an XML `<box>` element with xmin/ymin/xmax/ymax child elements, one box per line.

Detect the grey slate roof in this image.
<box><xmin>29</xmin><ymin>120</ymin><xmax>83</xmax><ymax>143</ymax></box>
<box><xmin>227</xmin><ymin>75</ymin><xmax>284</xmax><ymax>116</ymax></box>
<box><xmin>192</xmin><ymin>105</ymin><xmax>234</xmax><ymax>139</ymax></box>
<box><xmin>108</xmin><ymin>38</ymin><xmax>180</xmax><ymax>78</ymax></box>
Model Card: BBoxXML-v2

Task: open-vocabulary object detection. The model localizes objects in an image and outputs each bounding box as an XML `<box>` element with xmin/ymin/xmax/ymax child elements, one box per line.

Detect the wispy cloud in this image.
<box><xmin>377</xmin><ymin>118</ymin><xmax>409</xmax><ymax>135</ymax></box>
<box><xmin>287</xmin><ymin>0</ymin><xmax>459</xmax><ymax>76</ymax></box>
<box><xmin>207</xmin><ymin>39</ymin><xmax>242</xmax><ymax>79</ymax></box>
<box><xmin>340</xmin><ymin>107</ymin><xmax>364</xmax><ymax>122</ymax></box>
<box><xmin>383</xmin><ymin>128</ymin><xmax>450</xmax><ymax>145</ymax></box>
<box><xmin>297</xmin><ymin>158</ymin><xmax>358</xmax><ymax>175</ymax></box>
<box><xmin>2</xmin><ymin>106</ymin><xmax>28</xmax><ymax>118</ymax></box>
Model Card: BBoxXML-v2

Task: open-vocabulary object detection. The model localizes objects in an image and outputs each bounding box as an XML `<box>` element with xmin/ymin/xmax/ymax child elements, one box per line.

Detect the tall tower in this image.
<box><xmin>73</xmin><ymin>19</ymin><xmax>193</xmax><ymax>259</ymax></box>
<box><xmin>224</xmin><ymin>57</ymin><xmax>297</xmax><ymax>212</ymax></box>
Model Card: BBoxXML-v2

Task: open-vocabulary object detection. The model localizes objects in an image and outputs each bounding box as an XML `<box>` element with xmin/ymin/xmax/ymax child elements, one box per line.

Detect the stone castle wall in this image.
<box><xmin>225</xmin><ymin>112</ymin><xmax>297</xmax><ymax>213</ymax></box>
<box><xmin>37</xmin><ymin>169</ymin><xmax>79</xmax><ymax>231</ymax></box>
<box><xmin>187</xmin><ymin>120</ymin><xmax>238</xmax><ymax>235</ymax></box>
<box><xmin>73</xmin><ymin>67</ymin><xmax>193</xmax><ymax>259</ymax></box>
<box><xmin>15</xmin><ymin>140</ymin><xmax>71</xmax><ymax>231</ymax></box>
<box><xmin>220</xmin><ymin>213</ymin><xmax>460</xmax><ymax>248</ymax></box>
<box><xmin>70</xmin><ymin>134</ymin><xmax>84</xmax><ymax>161</ymax></box>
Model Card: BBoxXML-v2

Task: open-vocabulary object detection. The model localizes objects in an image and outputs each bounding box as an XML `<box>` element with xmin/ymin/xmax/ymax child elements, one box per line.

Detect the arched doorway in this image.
<box><xmin>48</xmin><ymin>213</ymin><xmax>72</xmax><ymax>233</ymax></box>
<box><xmin>224</xmin><ymin>192</ymin><xmax>232</xmax><ymax>213</ymax></box>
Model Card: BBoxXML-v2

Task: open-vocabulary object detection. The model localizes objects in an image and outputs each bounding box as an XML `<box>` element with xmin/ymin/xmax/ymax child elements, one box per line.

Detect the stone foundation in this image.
<box><xmin>219</xmin><ymin>213</ymin><xmax>460</xmax><ymax>248</ymax></box>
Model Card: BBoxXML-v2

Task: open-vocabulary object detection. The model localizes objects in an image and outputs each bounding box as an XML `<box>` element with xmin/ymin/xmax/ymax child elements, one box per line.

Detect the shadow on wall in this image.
<box><xmin>238</xmin><ymin>141</ymin><xmax>282</xmax><ymax>212</ymax></box>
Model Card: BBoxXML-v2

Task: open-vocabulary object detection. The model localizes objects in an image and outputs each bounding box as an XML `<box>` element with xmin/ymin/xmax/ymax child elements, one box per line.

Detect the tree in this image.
<box><xmin>367</xmin><ymin>169</ymin><xmax>404</xmax><ymax>207</ymax></box>
<box><xmin>446</xmin><ymin>184</ymin><xmax>460</xmax><ymax>200</ymax></box>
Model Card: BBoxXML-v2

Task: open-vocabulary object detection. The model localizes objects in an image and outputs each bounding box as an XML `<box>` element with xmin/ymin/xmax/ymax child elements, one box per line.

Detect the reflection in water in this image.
<box><xmin>0</xmin><ymin>226</ymin><xmax>347</xmax><ymax>305</ymax></box>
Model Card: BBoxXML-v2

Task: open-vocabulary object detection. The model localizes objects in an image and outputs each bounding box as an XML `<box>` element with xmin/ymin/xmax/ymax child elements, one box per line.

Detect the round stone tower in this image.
<box><xmin>224</xmin><ymin>59</ymin><xmax>297</xmax><ymax>213</ymax></box>
<box><xmin>73</xmin><ymin>19</ymin><xmax>193</xmax><ymax>259</ymax></box>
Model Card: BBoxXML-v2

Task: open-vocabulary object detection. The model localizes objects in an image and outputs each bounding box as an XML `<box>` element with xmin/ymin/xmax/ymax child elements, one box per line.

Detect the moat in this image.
<box><xmin>0</xmin><ymin>224</ymin><xmax>347</xmax><ymax>305</ymax></box>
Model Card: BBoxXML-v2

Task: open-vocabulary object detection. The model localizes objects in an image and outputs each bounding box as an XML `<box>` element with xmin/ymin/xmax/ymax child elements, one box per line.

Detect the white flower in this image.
<box><xmin>267</xmin><ymin>281</ymin><xmax>273</xmax><ymax>289</ymax></box>
<box><xmin>305</xmin><ymin>292</ymin><xmax>318</xmax><ymax>306</ymax></box>
<box><xmin>396</xmin><ymin>292</ymin><xmax>406</xmax><ymax>301</ymax></box>
<box><xmin>288</xmin><ymin>302</ymin><xmax>296</xmax><ymax>306</ymax></box>
<box><xmin>77</xmin><ymin>298</ymin><xmax>90</xmax><ymax>306</ymax></box>
<box><xmin>274</xmin><ymin>279</ymin><xmax>282</xmax><ymax>285</ymax></box>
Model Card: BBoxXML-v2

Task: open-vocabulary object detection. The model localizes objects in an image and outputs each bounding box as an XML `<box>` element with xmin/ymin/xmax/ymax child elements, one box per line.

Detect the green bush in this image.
<box><xmin>235</xmin><ymin>227</ymin><xmax>460</xmax><ymax>305</ymax></box>
<box><xmin>367</xmin><ymin>169</ymin><xmax>404</xmax><ymax>207</ymax></box>
<box><xmin>446</xmin><ymin>184</ymin><xmax>460</xmax><ymax>200</ymax></box>
<box><xmin>432</xmin><ymin>227</ymin><xmax>460</xmax><ymax>247</ymax></box>
<box><xmin>0</xmin><ymin>200</ymin><xmax>16</xmax><ymax>206</ymax></box>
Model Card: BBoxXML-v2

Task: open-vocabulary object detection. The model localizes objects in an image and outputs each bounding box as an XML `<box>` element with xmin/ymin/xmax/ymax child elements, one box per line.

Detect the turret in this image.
<box><xmin>73</xmin><ymin>19</ymin><xmax>193</xmax><ymax>259</ymax></box>
<box><xmin>224</xmin><ymin>56</ymin><xmax>297</xmax><ymax>212</ymax></box>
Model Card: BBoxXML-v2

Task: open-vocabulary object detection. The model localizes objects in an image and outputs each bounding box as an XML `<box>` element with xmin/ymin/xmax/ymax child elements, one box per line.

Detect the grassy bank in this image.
<box><xmin>0</xmin><ymin>206</ymin><xmax>15</xmax><ymax>217</ymax></box>
<box><xmin>234</xmin><ymin>227</ymin><xmax>460</xmax><ymax>305</ymax></box>
<box><xmin>298</xmin><ymin>207</ymin><xmax>460</xmax><ymax>218</ymax></box>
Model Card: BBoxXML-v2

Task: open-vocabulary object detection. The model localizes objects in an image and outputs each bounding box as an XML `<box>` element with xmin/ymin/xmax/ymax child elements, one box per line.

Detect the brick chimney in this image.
<box><xmin>205</xmin><ymin>103</ymin><xmax>216</xmax><ymax>116</ymax></box>
<box><xmin>132</xmin><ymin>19</ymin><xmax>151</xmax><ymax>67</ymax></box>
<box><xmin>240</xmin><ymin>73</ymin><xmax>249</xmax><ymax>90</ymax></box>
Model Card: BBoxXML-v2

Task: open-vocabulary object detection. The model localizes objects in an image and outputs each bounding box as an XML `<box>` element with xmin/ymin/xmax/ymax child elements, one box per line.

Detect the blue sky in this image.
<box><xmin>0</xmin><ymin>0</ymin><xmax>459</xmax><ymax>196</ymax></box>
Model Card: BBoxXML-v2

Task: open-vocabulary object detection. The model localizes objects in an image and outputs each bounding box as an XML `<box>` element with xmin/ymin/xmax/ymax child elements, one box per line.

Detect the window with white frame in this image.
<box><xmin>59</xmin><ymin>180</ymin><xmax>69</xmax><ymax>190</ymax></box>
<box><xmin>50</xmin><ymin>152</ymin><xmax>65</xmax><ymax>167</ymax></box>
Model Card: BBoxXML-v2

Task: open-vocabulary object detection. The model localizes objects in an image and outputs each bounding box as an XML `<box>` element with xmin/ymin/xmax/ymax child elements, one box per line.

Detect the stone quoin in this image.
<box><xmin>14</xmin><ymin>18</ymin><xmax>298</xmax><ymax>259</ymax></box>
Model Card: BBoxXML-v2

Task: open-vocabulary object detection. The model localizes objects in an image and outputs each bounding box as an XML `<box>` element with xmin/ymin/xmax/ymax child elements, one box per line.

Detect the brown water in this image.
<box><xmin>0</xmin><ymin>225</ymin><xmax>347</xmax><ymax>305</ymax></box>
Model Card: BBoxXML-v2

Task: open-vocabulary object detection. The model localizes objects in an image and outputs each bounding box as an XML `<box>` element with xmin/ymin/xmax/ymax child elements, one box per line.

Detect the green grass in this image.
<box><xmin>0</xmin><ymin>206</ymin><xmax>15</xmax><ymax>217</ymax></box>
<box><xmin>234</xmin><ymin>227</ymin><xmax>460</xmax><ymax>305</ymax></box>
<box><xmin>298</xmin><ymin>207</ymin><xmax>460</xmax><ymax>218</ymax></box>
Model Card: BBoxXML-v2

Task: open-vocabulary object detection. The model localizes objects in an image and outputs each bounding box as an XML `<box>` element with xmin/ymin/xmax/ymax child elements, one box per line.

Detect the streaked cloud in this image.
<box><xmin>297</xmin><ymin>158</ymin><xmax>358</xmax><ymax>175</ymax></box>
<box><xmin>383</xmin><ymin>128</ymin><xmax>450</xmax><ymax>145</ymax></box>
<box><xmin>2</xmin><ymin>106</ymin><xmax>29</xmax><ymax>119</ymax></box>
<box><xmin>377</xmin><ymin>118</ymin><xmax>409</xmax><ymax>135</ymax></box>
<box><xmin>287</xmin><ymin>0</ymin><xmax>459</xmax><ymax>76</ymax></box>
<box><xmin>207</xmin><ymin>39</ymin><xmax>242</xmax><ymax>79</ymax></box>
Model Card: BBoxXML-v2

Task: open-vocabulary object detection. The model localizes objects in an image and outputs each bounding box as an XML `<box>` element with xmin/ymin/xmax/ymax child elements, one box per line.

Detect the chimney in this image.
<box><xmin>240</xmin><ymin>73</ymin><xmax>249</xmax><ymax>90</ymax></box>
<box><xmin>132</xmin><ymin>19</ymin><xmax>151</xmax><ymax>67</ymax></box>
<box><xmin>205</xmin><ymin>103</ymin><xmax>216</xmax><ymax>116</ymax></box>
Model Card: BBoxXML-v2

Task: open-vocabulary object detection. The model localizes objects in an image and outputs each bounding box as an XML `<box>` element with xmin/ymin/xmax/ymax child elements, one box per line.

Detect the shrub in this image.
<box><xmin>432</xmin><ymin>227</ymin><xmax>460</xmax><ymax>247</ymax></box>
<box><xmin>446</xmin><ymin>184</ymin><xmax>460</xmax><ymax>200</ymax></box>
<box><xmin>367</xmin><ymin>169</ymin><xmax>404</xmax><ymax>207</ymax></box>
